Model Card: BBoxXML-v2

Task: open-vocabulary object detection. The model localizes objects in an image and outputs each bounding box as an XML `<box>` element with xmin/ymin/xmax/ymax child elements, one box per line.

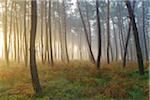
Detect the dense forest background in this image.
<box><xmin>0</xmin><ymin>0</ymin><xmax>149</xmax><ymax>63</ymax></box>
<box><xmin>0</xmin><ymin>0</ymin><xmax>149</xmax><ymax>99</ymax></box>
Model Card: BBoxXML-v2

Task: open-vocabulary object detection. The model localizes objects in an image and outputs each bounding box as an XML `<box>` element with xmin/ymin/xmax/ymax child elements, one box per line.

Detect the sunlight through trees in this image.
<box><xmin>0</xmin><ymin>0</ymin><xmax>149</xmax><ymax>98</ymax></box>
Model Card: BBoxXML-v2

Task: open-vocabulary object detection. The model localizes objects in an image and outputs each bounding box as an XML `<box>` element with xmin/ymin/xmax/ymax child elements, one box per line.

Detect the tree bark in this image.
<box><xmin>3</xmin><ymin>0</ymin><xmax>9</xmax><ymax>65</ymax></box>
<box><xmin>125</xmin><ymin>0</ymin><xmax>145</xmax><ymax>75</ymax></box>
<box><xmin>57</xmin><ymin>3</ymin><xmax>64</xmax><ymax>61</ymax></box>
<box><xmin>40</xmin><ymin>1</ymin><xmax>44</xmax><ymax>63</ymax></box>
<box><xmin>112</xmin><ymin>18</ymin><xmax>118</xmax><ymax>61</ymax></box>
<box><xmin>85</xmin><ymin>1</ymin><xmax>93</xmax><ymax>61</ymax></box>
<box><xmin>62</xmin><ymin>0</ymin><xmax>69</xmax><ymax>62</ymax></box>
<box><xmin>106</xmin><ymin>0</ymin><xmax>110</xmax><ymax>64</ymax></box>
<box><xmin>24</xmin><ymin>0</ymin><xmax>28</xmax><ymax>66</ymax></box>
<box><xmin>48</xmin><ymin>0</ymin><xmax>54</xmax><ymax>65</ymax></box>
<box><xmin>96</xmin><ymin>0</ymin><xmax>101</xmax><ymax>69</ymax></box>
<box><xmin>79</xmin><ymin>32</ymin><xmax>82</xmax><ymax>60</ymax></box>
<box><xmin>13</xmin><ymin>11</ymin><xmax>17</xmax><ymax>61</ymax></box>
<box><xmin>8</xmin><ymin>1</ymin><xmax>13</xmax><ymax>59</ymax></box>
<box><xmin>123</xmin><ymin>1</ymin><xmax>135</xmax><ymax>67</ymax></box>
<box><xmin>14</xmin><ymin>2</ymin><xmax>20</xmax><ymax>63</ymax></box>
<box><xmin>142</xmin><ymin>0</ymin><xmax>149</xmax><ymax>61</ymax></box>
<box><xmin>45</xmin><ymin>1</ymin><xmax>49</xmax><ymax>63</ymax></box>
<box><xmin>123</xmin><ymin>21</ymin><xmax>131</xmax><ymax>67</ymax></box>
<box><xmin>77</xmin><ymin>0</ymin><xmax>95</xmax><ymax>64</ymax></box>
<box><xmin>30</xmin><ymin>0</ymin><xmax>42</xmax><ymax>93</ymax></box>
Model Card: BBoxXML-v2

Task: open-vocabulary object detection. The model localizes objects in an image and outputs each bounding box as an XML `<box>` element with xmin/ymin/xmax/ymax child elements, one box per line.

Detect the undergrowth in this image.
<box><xmin>0</xmin><ymin>61</ymin><xmax>149</xmax><ymax>100</ymax></box>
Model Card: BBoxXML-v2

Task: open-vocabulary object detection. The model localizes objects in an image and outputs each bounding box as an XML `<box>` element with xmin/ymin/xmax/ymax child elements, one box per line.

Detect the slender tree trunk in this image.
<box><xmin>110</xmin><ymin>42</ymin><xmax>113</xmax><ymax>61</ymax></box>
<box><xmin>57</xmin><ymin>1</ymin><xmax>64</xmax><ymax>61</ymax></box>
<box><xmin>14</xmin><ymin>1</ymin><xmax>20</xmax><ymax>63</ymax></box>
<box><xmin>106</xmin><ymin>0</ymin><xmax>110</xmax><ymax>64</ymax></box>
<box><xmin>85</xmin><ymin>1</ymin><xmax>91</xmax><ymax>44</ymax></box>
<box><xmin>40</xmin><ymin>1</ymin><xmax>44</xmax><ymax>63</ymax></box>
<box><xmin>77</xmin><ymin>0</ymin><xmax>95</xmax><ymax>64</ymax></box>
<box><xmin>8</xmin><ymin>2</ymin><xmax>13</xmax><ymax>59</ymax></box>
<box><xmin>85</xmin><ymin>1</ymin><xmax>93</xmax><ymax>61</ymax></box>
<box><xmin>52</xmin><ymin>7</ymin><xmax>57</xmax><ymax>60</ymax></box>
<box><xmin>62</xmin><ymin>0</ymin><xmax>69</xmax><ymax>62</ymax></box>
<box><xmin>123</xmin><ymin>1</ymin><xmax>135</xmax><ymax>67</ymax></box>
<box><xmin>118</xmin><ymin>3</ymin><xmax>125</xmax><ymax>50</ymax></box>
<box><xmin>19</xmin><ymin>15</ymin><xmax>23</xmax><ymax>61</ymax></box>
<box><xmin>125</xmin><ymin>0</ymin><xmax>145</xmax><ymax>75</ymax></box>
<box><xmin>142</xmin><ymin>0</ymin><xmax>148</xmax><ymax>61</ymax></box>
<box><xmin>30</xmin><ymin>0</ymin><xmax>42</xmax><ymax>93</ymax></box>
<box><xmin>123</xmin><ymin>21</ymin><xmax>131</xmax><ymax>67</ymax></box>
<box><xmin>129</xmin><ymin>40</ymin><xmax>134</xmax><ymax>61</ymax></box>
<box><xmin>24</xmin><ymin>0</ymin><xmax>28</xmax><ymax>66</ymax></box>
<box><xmin>119</xmin><ymin>29</ymin><xmax>123</xmax><ymax>60</ymax></box>
<box><xmin>3</xmin><ymin>0</ymin><xmax>9</xmax><ymax>65</ymax></box>
<box><xmin>112</xmin><ymin>18</ymin><xmax>118</xmax><ymax>61</ymax></box>
<box><xmin>13</xmin><ymin>13</ymin><xmax>17</xmax><ymax>61</ymax></box>
<box><xmin>71</xmin><ymin>33</ymin><xmax>74</xmax><ymax>60</ymax></box>
<box><xmin>58</xmin><ymin>17</ymin><xmax>63</xmax><ymax>61</ymax></box>
<box><xmin>116</xmin><ymin>3</ymin><xmax>125</xmax><ymax>61</ymax></box>
<box><xmin>16</xmin><ymin>15</ymin><xmax>20</xmax><ymax>63</ymax></box>
<box><xmin>79</xmin><ymin>32</ymin><xmax>82</xmax><ymax>60</ymax></box>
<box><xmin>96</xmin><ymin>0</ymin><xmax>102</xmax><ymax>69</ymax></box>
<box><xmin>48</xmin><ymin>0</ymin><xmax>53</xmax><ymax>65</ymax></box>
<box><xmin>45</xmin><ymin>1</ymin><xmax>49</xmax><ymax>63</ymax></box>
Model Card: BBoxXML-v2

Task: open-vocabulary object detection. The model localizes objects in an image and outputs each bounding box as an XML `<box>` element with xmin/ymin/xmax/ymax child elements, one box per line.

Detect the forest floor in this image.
<box><xmin>0</xmin><ymin>60</ymin><xmax>149</xmax><ymax>100</ymax></box>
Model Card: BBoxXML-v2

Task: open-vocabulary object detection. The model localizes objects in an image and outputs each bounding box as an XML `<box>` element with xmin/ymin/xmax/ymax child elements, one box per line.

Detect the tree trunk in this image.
<box><xmin>14</xmin><ymin>1</ymin><xmax>20</xmax><ymax>63</ymax></box>
<box><xmin>110</xmin><ymin>42</ymin><xmax>113</xmax><ymax>61</ymax></box>
<box><xmin>45</xmin><ymin>1</ymin><xmax>49</xmax><ymax>63</ymax></box>
<box><xmin>8</xmin><ymin>1</ymin><xmax>13</xmax><ymax>59</ymax></box>
<box><xmin>142</xmin><ymin>0</ymin><xmax>149</xmax><ymax>61</ymax></box>
<box><xmin>112</xmin><ymin>18</ymin><xmax>118</xmax><ymax>61</ymax></box>
<box><xmin>79</xmin><ymin>32</ymin><xmax>82</xmax><ymax>60</ymax></box>
<box><xmin>106</xmin><ymin>0</ymin><xmax>110</xmax><ymax>64</ymax></box>
<box><xmin>123</xmin><ymin>1</ymin><xmax>136</xmax><ymax>67</ymax></box>
<box><xmin>117</xmin><ymin>2</ymin><xmax>125</xmax><ymax>61</ymax></box>
<box><xmin>40</xmin><ymin>1</ymin><xmax>44</xmax><ymax>63</ymax></box>
<box><xmin>48</xmin><ymin>0</ymin><xmax>53</xmax><ymax>65</ymax></box>
<box><xmin>62</xmin><ymin>0</ymin><xmax>69</xmax><ymax>62</ymax></box>
<box><xmin>58</xmin><ymin>4</ymin><xmax>64</xmax><ymax>61</ymax></box>
<box><xmin>24</xmin><ymin>0</ymin><xmax>28</xmax><ymax>66</ymax></box>
<box><xmin>96</xmin><ymin>0</ymin><xmax>101</xmax><ymax>69</ymax></box>
<box><xmin>125</xmin><ymin>0</ymin><xmax>145</xmax><ymax>75</ymax></box>
<box><xmin>52</xmin><ymin>5</ymin><xmax>58</xmax><ymax>60</ymax></box>
<box><xmin>77</xmin><ymin>0</ymin><xmax>95</xmax><ymax>64</ymax></box>
<box><xmin>30</xmin><ymin>0</ymin><xmax>42</xmax><ymax>93</ymax></box>
<box><xmin>3</xmin><ymin>0</ymin><xmax>9</xmax><ymax>65</ymax></box>
<box><xmin>123</xmin><ymin>21</ymin><xmax>131</xmax><ymax>67</ymax></box>
<box><xmin>85</xmin><ymin>1</ymin><xmax>93</xmax><ymax>61</ymax></box>
<box><xmin>71</xmin><ymin>33</ymin><xmax>74</xmax><ymax>60</ymax></box>
<box><xmin>13</xmin><ymin>12</ymin><xmax>17</xmax><ymax>61</ymax></box>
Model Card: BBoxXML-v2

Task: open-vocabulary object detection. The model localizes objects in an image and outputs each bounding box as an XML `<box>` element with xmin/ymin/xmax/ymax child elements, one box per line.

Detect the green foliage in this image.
<box><xmin>94</xmin><ymin>78</ymin><xmax>109</xmax><ymax>86</ymax></box>
<box><xmin>129</xmin><ymin>70</ymin><xmax>148</xmax><ymax>78</ymax></box>
<box><xmin>127</xmin><ymin>85</ymin><xmax>145</xmax><ymax>100</ymax></box>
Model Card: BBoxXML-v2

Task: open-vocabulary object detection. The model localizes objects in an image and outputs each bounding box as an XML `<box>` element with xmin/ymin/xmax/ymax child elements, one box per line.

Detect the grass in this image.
<box><xmin>0</xmin><ymin>60</ymin><xmax>149</xmax><ymax>100</ymax></box>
